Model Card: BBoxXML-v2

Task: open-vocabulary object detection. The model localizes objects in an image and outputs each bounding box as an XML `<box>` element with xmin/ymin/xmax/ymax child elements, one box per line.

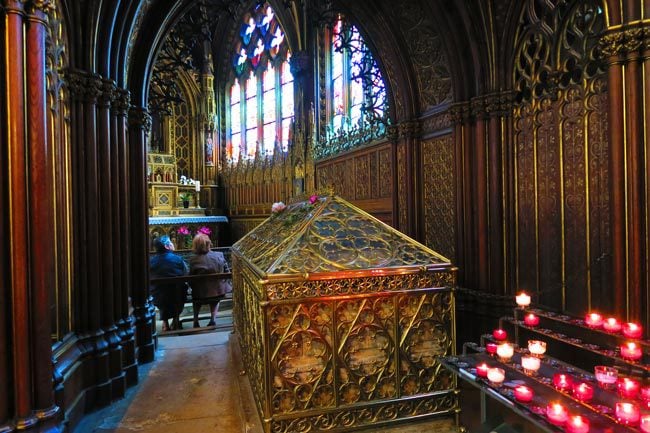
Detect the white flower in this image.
<box><xmin>271</xmin><ymin>202</ymin><xmax>286</xmax><ymax>213</ymax></box>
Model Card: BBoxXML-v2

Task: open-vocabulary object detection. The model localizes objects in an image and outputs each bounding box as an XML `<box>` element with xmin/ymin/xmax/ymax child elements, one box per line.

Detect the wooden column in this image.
<box><xmin>0</xmin><ymin>3</ymin><xmax>10</xmax><ymax>429</ymax></box>
<box><xmin>4</xmin><ymin>1</ymin><xmax>37</xmax><ymax>428</ymax></box>
<box><xmin>66</xmin><ymin>69</ymin><xmax>111</xmax><ymax>405</ymax></box>
<box><xmin>398</xmin><ymin>120</ymin><xmax>421</xmax><ymax>239</ymax></box>
<box><xmin>602</xmin><ymin>35</ymin><xmax>626</xmax><ymax>316</ymax></box>
<box><xmin>115</xmin><ymin>89</ymin><xmax>138</xmax><ymax>384</ymax></box>
<box><xmin>472</xmin><ymin>98</ymin><xmax>489</xmax><ymax>292</ymax></box>
<box><xmin>25</xmin><ymin>0</ymin><xmax>60</xmax><ymax>423</ymax></box>
<box><xmin>99</xmin><ymin>78</ymin><xmax>126</xmax><ymax>400</ymax></box>
<box><xmin>128</xmin><ymin>107</ymin><xmax>155</xmax><ymax>363</ymax></box>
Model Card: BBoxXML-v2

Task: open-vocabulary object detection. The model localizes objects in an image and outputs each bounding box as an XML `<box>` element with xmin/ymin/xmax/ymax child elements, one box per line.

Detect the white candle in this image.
<box><xmin>521</xmin><ymin>355</ymin><xmax>541</xmax><ymax>374</ymax></box>
<box><xmin>528</xmin><ymin>340</ymin><xmax>547</xmax><ymax>356</ymax></box>
<box><xmin>516</xmin><ymin>292</ymin><xmax>531</xmax><ymax>308</ymax></box>
<box><xmin>496</xmin><ymin>343</ymin><xmax>514</xmax><ymax>362</ymax></box>
<box><xmin>487</xmin><ymin>367</ymin><xmax>505</xmax><ymax>386</ymax></box>
<box><xmin>195</xmin><ymin>180</ymin><xmax>201</xmax><ymax>192</ymax></box>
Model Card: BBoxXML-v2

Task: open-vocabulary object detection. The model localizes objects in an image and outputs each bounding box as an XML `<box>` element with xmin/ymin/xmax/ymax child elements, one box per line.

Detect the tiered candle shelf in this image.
<box><xmin>443</xmin><ymin>293</ymin><xmax>650</xmax><ymax>432</ymax></box>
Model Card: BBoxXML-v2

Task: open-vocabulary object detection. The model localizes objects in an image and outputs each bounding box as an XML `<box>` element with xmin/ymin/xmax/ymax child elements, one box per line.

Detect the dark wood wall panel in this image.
<box><xmin>562</xmin><ymin>87</ymin><xmax>589</xmax><ymax>315</ymax></box>
<box><xmin>515</xmin><ymin>107</ymin><xmax>537</xmax><ymax>297</ymax></box>
<box><xmin>586</xmin><ymin>78</ymin><xmax>611</xmax><ymax>312</ymax></box>
<box><xmin>513</xmin><ymin>85</ymin><xmax>610</xmax><ymax>315</ymax></box>
<box><xmin>315</xmin><ymin>141</ymin><xmax>394</xmax><ymax>226</ymax></box>
<box><xmin>421</xmin><ymin>134</ymin><xmax>456</xmax><ymax>261</ymax></box>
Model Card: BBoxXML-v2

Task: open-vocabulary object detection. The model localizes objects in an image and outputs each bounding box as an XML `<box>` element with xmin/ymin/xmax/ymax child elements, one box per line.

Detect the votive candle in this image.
<box><xmin>594</xmin><ymin>365</ymin><xmax>618</xmax><ymax>388</ymax></box>
<box><xmin>514</xmin><ymin>385</ymin><xmax>534</xmax><ymax>403</ymax></box>
<box><xmin>566</xmin><ymin>415</ymin><xmax>590</xmax><ymax>433</ymax></box>
<box><xmin>623</xmin><ymin>322</ymin><xmax>643</xmax><ymax>339</ymax></box>
<box><xmin>475</xmin><ymin>362</ymin><xmax>489</xmax><ymax>378</ymax></box>
<box><xmin>524</xmin><ymin>313</ymin><xmax>540</xmax><ymax>327</ymax></box>
<box><xmin>585</xmin><ymin>312</ymin><xmax>603</xmax><ymax>328</ymax></box>
<box><xmin>641</xmin><ymin>386</ymin><xmax>650</xmax><ymax>402</ymax></box>
<box><xmin>521</xmin><ymin>356</ymin><xmax>541</xmax><ymax>375</ymax></box>
<box><xmin>615</xmin><ymin>402</ymin><xmax>640</xmax><ymax>426</ymax></box>
<box><xmin>620</xmin><ymin>342</ymin><xmax>643</xmax><ymax>361</ymax></box>
<box><xmin>487</xmin><ymin>367</ymin><xmax>505</xmax><ymax>386</ymax></box>
<box><xmin>617</xmin><ymin>377</ymin><xmax>641</xmax><ymax>399</ymax></box>
<box><xmin>546</xmin><ymin>402</ymin><xmax>569</xmax><ymax>426</ymax></box>
<box><xmin>553</xmin><ymin>372</ymin><xmax>573</xmax><ymax>392</ymax></box>
<box><xmin>528</xmin><ymin>340</ymin><xmax>547</xmax><ymax>357</ymax></box>
<box><xmin>516</xmin><ymin>292</ymin><xmax>531</xmax><ymax>308</ymax></box>
<box><xmin>496</xmin><ymin>343</ymin><xmax>514</xmax><ymax>362</ymax></box>
<box><xmin>572</xmin><ymin>382</ymin><xmax>594</xmax><ymax>402</ymax></box>
<box><xmin>603</xmin><ymin>317</ymin><xmax>622</xmax><ymax>332</ymax></box>
<box><xmin>493</xmin><ymin>328</ymin><xmax>507</xmax><ymax>341</ymax></box>
<box><xmin>486</xmin><ymin>342</ymin><xmax>498</xmax><ymax>355</ymax></box>
<box><xmin>640</xmin><ymin>415</ymin><xmax>650</xmax><ymax>433</ymax></box>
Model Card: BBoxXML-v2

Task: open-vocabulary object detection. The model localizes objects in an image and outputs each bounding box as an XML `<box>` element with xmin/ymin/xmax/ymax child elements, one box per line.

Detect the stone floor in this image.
<box><xmin>74</xmin><ymin>330</ymin><xmax>458</xmax><ymax>433</ymax></box>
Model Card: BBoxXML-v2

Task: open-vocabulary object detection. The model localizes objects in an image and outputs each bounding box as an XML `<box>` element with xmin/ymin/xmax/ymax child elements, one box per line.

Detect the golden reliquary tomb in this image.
<box><xmin>231</xmin><ymin>194</ymin><xmax>458</xmax><ymax>433</ymax></box>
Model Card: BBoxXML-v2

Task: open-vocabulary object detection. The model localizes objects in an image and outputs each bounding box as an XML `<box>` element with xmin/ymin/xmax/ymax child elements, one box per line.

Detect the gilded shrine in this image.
<box><xmin>232</xmin><ymin>195</ymin><xmax>458</xmax><ymax>432</ymax></box>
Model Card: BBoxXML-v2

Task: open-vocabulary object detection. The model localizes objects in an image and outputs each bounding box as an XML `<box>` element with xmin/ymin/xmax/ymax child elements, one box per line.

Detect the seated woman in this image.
<box><xmin>188</xmin><ymin>234</ymin><xmax>230</xmax><ymax>327</ymax></box>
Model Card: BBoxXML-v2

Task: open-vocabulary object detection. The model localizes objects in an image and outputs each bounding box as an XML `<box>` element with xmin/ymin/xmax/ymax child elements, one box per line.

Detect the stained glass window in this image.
<box><xmin>226</xmin><ymin>3</ymin><xmax>293</xmax><ymax>161</ymax></box>
<box><xmin>317</xmin><ymin>17</ymin><xmax>389</xmax><ymax>159</ymax></box>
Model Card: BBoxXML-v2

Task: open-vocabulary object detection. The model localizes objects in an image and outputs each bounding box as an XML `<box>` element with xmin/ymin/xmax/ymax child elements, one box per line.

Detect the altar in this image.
<box><xmin>149</xmin><ymin>215</ymin><xmax>229</xmax><ymax>251</ymax></box>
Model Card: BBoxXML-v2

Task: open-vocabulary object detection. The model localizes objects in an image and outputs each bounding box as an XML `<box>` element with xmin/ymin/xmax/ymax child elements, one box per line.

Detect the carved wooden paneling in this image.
<box><xmin>536</xmin><ymin>99</ymin><xmax>562</xmax><ymax>309</ymax></box>
<box><xmin>421</xmin><ymin>134</ymin><xmax>456</xmax><ymax>261</ymax></box>
<box><xmin>315</xmin><ymin>143</ymin><xmax>392</xmax><ymax>202</ymax></box>
<box><xmin>397</xmin><ymin>144</ymin><xmax>407</xmax><ymax>230</ymax></box>
<box><xmin>395</xmin><ymin>0</ymin><xmax>452</xmax><ymax>112</ymax></box>
<box><xmin>586</xmin><ymin>77</ymin><xmax>610</xmax><ymax>312</ymax></box>
<box><xmin>515</xmin><ymin>104</ymin><xmax>537</xmax><ymax>296</ymax></box>
<box><xmin>511</xmin><ymin>0</ymin><xmax>609</xmax><ymax>314</ymax></box>
<box><xmin>561</xmin><ymin>87</ymin><xmax>588</xmax><ymax>314</ymax></box>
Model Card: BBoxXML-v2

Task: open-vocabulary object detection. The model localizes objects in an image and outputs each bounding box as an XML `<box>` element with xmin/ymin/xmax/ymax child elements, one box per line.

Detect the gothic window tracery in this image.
<box><xmin>316</xmin><ymin>16</ymin><xmax>389</xmax><ymax>160</ymax></box>
<box><xmin>226</xmin><ymin>3</ymin><xmax>294</xmax><ymax>162</ymax></box>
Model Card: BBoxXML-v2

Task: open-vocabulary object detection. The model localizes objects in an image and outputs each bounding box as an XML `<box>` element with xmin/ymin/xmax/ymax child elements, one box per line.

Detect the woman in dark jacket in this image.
<box><xmin>188</xmin><ymin>233</ymin><xmax>230</xmax><ymax>327</ymax></box>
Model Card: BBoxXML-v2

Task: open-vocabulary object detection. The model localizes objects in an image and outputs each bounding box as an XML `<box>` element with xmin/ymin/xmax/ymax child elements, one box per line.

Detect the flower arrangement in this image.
<box><xmin>197</xmin><ymin>226</ymin><xmax>211</xmax><ymax>236</ymax></box>
<box><xmin>271</xmin><ymin>202</ymin><xmax>287</xmax><ymax>213</ymax></box>
<box><xmin>309</xmin><ymin>194</ymin><xmax>319</xmax><ymax>205</ymax></box>
<box><xmin>179</xmin><ymin>192</ymin><xmax>192</xmax><ymax>202</ymax></box>
<box><xmin>177</xmin><ymin>225</ymin><xmax>190</xmax><ymax>236</ymax></box>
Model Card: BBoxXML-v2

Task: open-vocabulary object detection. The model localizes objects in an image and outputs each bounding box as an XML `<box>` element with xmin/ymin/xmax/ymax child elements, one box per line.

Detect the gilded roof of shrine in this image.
<box><xmin>232</xmin><ymin>195</ymin><xmax>450</xmax><ymax>277</ymax></box>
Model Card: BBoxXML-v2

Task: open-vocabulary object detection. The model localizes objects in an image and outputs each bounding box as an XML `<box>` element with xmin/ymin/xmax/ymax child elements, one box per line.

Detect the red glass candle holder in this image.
<box><xmin>566</xmin><ymin>415</ymin><xmax>590</xmax><ymax>433</ymax></box>
<box><xmin>603</xmin><ymin>317</ymin><xmax>622</xmax><ymax>332</ymax></box>
<box><xmin>514</xmin><ymin>385</ymin><xmax>534</xmax><ymax>403</ymax></box>
<box><xmin>475</xmin><ymin>362</ymin><xmax>489</xmax><ymax>378</ymax></box>
<box><xmin>516</xmin><ymin>292</ymin><xmax>531</xmax><ymax>308</ymax></box>
<box><xmin>594</xmin><ymin>365</ymin><xmax>618</xmax><ymax>388</ymax></box>
<box><xmin>617</xmin><ymin>377</ymin><xmax>640</xmax><ymax>399</ymax></box>
<box><xmin>572</xmin><ymin>382</ymin><xmax>594</xmax><ymax>402</ymax></box>
<box><xmin>524</xmin><ymin>313</ymin><xmax>539</xmax><ymax>327</ymax></box>
<box><xmin>641</xmin><ymin>415</ymin><xmax>650</xmax><ymax>433</ymax></box>
<box><xmin>546</xmin><ymin>402</ymin><xmax>569</xmax><ymax>426</ymax></box>
<box><xmin>623</xmin><ymin>322</ymin><xmax>643</xmax><ymax>339</ymax></box>
<box><xmin>486</xmin><ymin>342</ymin><xmax>498</xmax><ymax>355</ymax></box>
<box><xmin>615</xmin><ymin>402</ymin><xmax>640</xmax><ymax>426</ymax></box>
<box><xmin>641</xmin><ymin>386</ymin><xmax>650</xmax><ymax>402</ymax></box>
<box><xmin>493</xmin><ymin>328</ymin><xmax>507</xmax><ymax>341</ymax></box>
<box><xmin>553</xmin><ymin>372</ymin><xmax>573</xmax><ymax>392</ymax></box>
<box><xmin>620</xmin><ymin>342</ymin><xmax>643</xmax><ymax>361</ymax></box>
<box><xmin>585</xmin><ymin>312</ymin><xmax>603</xmax><ymax>328</ymax></box>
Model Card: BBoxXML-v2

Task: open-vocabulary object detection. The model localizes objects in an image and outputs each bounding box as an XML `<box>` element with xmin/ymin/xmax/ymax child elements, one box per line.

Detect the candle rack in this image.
<box><xmin>445</xmin><ymin>304</ymin><xmax>650</xmax><ymax>432</ymax></box>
